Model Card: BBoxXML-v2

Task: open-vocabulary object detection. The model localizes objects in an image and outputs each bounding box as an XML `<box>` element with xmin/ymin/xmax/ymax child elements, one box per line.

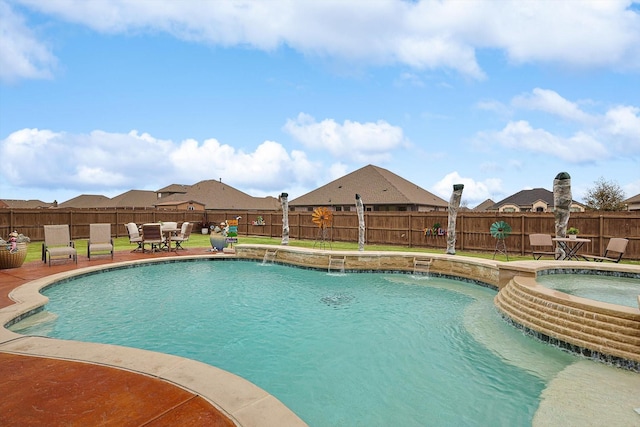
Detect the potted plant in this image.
<box><xmin>567</xmin><ymin>227</ymin><xmax>579</xmax><ymax>239</ymax></box>
<box><xmin>200</xmin><ymin>214</ymin><xmax>211</xmax><ymax>234</ymax></box>
<box><xmin>0</xmin><ymin>231</ymin><xmax>30</xmax><ymax>269</ymax></box>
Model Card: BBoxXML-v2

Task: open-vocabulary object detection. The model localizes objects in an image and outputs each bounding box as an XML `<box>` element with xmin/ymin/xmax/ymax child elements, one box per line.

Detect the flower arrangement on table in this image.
<box><xmin>0</xmin><ymin>231</ymin><xmax>31</xmax><ymax>269</ymax></box>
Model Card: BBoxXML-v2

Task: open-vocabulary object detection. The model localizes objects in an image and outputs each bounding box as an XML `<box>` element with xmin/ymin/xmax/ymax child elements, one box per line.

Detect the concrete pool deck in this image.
<box><xmin>0</xmin><ymin>249</ymin><xmax>307</xmax><ymax>427</ymax></box>
<box><xmin>1</xmin><ymin>244</ymin><xmax>639</xmax><ymax>426</ymax></box>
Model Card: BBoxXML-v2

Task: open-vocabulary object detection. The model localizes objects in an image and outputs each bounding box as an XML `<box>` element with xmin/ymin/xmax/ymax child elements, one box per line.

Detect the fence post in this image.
<box><xmin>459</xmin><ymin>214</ymin><xmax>464</xmax><ymax>250</ymax></box>
<box><xmin>521</xmin><ymin>215</ymin><xmax>525</xmax><ymax>256</ymax></box>
<box><xmin>599</xmin><ymin>215</ymin><xmax>604</xmax><ymax>255</ymax></box>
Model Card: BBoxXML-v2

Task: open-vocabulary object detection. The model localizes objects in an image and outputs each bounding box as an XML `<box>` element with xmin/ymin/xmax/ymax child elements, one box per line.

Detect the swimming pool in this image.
<box><xmin>10</xmin><ymin>260</ymin><xmax>585</xmax><ymax>426</ymax></box>
<box><xmin>536</xmin><ymin>273</ymin><xmax>640</xmax><ymax>308</ymax></box>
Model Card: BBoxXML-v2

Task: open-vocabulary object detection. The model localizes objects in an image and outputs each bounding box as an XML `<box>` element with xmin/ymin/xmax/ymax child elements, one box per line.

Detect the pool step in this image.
<box><xmin>328</xmin><ymin>256</ymin><xmax>346</xmax><ymax>274</ymax></box>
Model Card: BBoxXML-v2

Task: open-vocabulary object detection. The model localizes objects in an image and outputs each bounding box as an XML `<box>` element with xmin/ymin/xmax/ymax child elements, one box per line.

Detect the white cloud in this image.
<box><xmin>5</xmin><ymin>0</ymin><xmax>639</xmax><ymax>82</ymax></box>
<box><xmin>481</xmin><ymin>120</ymin><xmax>608</xmax><ymax>162</ymax></box>
<box><xmin>0</xmin><ymin>1</ymin><xmax>57</xmax><ymax>83</ymax></box>
<box><xmin>602</xmin><ymin>105</ymin><xmax>640</xmax><ymax>153</ymax></box>
<box><xmin>171</xmin><ymin>137</ymin><xmax>320</xmax><ymax>191</ymax></box>
<box><xmin>432</xmin><ymin>171</ymin><xmax>503</xmax><ymax>204</ymax></box>
<box><xmin>512</xmin><ymin>88</ymin><xmax>594</xmax><ymax>123</ymax></box>
<box><xmin>477</xmin><ymin>89</ymin><xmax>640</xmax><ymax>161</ymax></box>
<box><xmin>0</xmin><ymin>128</ymin><xmax>319</xmax><ymax>195</ymax></box>
<box><xmin>475</xmin><ymin>0</ymin><xmax>640</xmax><ymax>70</ymax></box>
<box><xmin>283</xmin><ymin>113</ymin><xmax>405</xmax><ymax>163</ymax></box>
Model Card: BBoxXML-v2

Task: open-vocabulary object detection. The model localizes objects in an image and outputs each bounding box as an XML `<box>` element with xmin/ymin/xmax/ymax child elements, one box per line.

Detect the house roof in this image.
<box><xmin>473</xmin><ymin>199</ymin><xmax>495</xmax><ymax>211</ymax></box>
<box><xmin>58</xmin><ymin>195</ymin><xmax>112</xmax><ymax>208</ymax></box>
<box><xmin>155</xmin><ymin>199</ymin><xmax>205</xmax><ymax>207</ymax></box>
<box><xmin>0</xmin><ymin>199</ymin><xmax>53</xmax><ymax>209</ymax></box>
<box><xmin>624</xmin><ymin>193</ymin><xmax>640</xmax><ymax>204</ymax></box>
<box><xmin>157</xmin><ymin>184</ymin><xmax>190</xmax><ymax>194</ymax></box>
<box><xmin>490</xmin><ymin>188</ymin><xmax>554</xmax><ymax>209</ymax></box>
<box><xmin>490</xmin><ymin>188</ymin><xmax>585</xmax><ymax>210</ymax></box>
<box><xmin>290</xmin><ymin>164</ymin><xmax>448</xmax><ymax>207</ymax></box>
<box><xmin>109</xmin><ymin>190</ymin><xmax>158</xmax><ymax>208</ymax></box>
<box><xmin>159</xmin><ymin>179</ymin><xmax>281</xmax><ymax>210</ymax></box>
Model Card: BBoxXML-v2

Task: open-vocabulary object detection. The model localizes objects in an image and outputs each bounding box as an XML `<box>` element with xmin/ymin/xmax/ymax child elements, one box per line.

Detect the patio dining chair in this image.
<box><xmin>141</xmin><ymin>224</ymin><xmax>165</xmax><ymax>253</ymax></box>
<box><xmin>88</xmin><ymin>223</ymin><xmax>114</xmax><ymax>260</ymax></box>
<box><xmin>43</xmin><ymin>224</ymin><xmax>77</xmax><ymax>266</ymax></box>
<box><xmin>126</xmin><ymin>222</ymin><xmax>143</xmax><ymax>252</ymax></box>
<box><xmin>171</xmin><ymin>222</ymin><xmax>193</xmax><ymax>250</ymax></box>
<box><xmin>529</xmin><ymin>234</ymin><xmax>555</xmax><ymax>260</ymax></box>
<box><xmin>581</xmin><ymin>238</ymin><xmax>629</xmax><ymax>263</ymax></box>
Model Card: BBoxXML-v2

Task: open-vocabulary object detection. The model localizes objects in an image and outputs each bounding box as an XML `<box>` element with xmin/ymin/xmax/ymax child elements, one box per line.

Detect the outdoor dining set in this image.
<box><xmin>529</xmin><ymin>233</ymin><xmax>629</xmax><ymax>262</ymax></box>
<box><xmin>40</xmin><ymin>222</ymin><xmax>193</xmax><ymax>266</ymax></box>
<box><xmin>125</xmin><ymin>222</ymin><xmax>193</xmax><ymax>253</ymax></box>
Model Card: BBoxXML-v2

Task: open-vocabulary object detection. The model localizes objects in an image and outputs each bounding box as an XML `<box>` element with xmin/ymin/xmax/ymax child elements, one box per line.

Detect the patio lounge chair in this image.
<box><xmin>88</xmin><ymin>223</ymin><xmax>114</xmax><ymax>259</ymax></box>
<box><xmin>126</xmin><ymin>222</ymin><xmax>143</xmax><ymax>252</ymax></box>
<box><xmin>529</xmin><ymin>234</ymin><xmax>555</xmax><ymax>260</ymax></box>
<box><xmin>582</xmin><ymin>238</ymin><xmax>629</xmax><ymax>263</ymax></box>
<box><xmin>43</xmin><ymin>225</ymin><xmax>77</xmax><ymax>266</ymax></box>
<box><xmin>142</xmin><ymin>224</ymin><xmax>164</xmax><ymax>253</ymax></box>
<box><xmin>171</xmin><ymin>222</ymin><xmax>193</xmax><ymax>250</ymax></box>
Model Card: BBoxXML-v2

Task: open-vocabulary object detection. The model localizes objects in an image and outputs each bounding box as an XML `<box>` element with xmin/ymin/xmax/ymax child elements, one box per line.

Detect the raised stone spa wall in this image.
<box><xmin>236</xmin><ymin>245</ymin><xmax>640</xmax><ymax>371</ymax></box>
<box><xmin>495</xmin><ymin>275</ymin><xmax>640</xmax><ymax>370</ymax></box>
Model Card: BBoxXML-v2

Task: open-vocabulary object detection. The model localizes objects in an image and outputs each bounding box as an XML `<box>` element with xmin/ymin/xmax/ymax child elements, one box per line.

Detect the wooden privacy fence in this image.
<box><xmin>1</xmin><ymin>209</ymin><xmax>639</xmax><ymax>260</ymax></box>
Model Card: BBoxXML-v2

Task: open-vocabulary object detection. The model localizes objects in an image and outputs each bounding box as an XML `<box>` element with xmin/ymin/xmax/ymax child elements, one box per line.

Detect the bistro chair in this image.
<box><xmin>171</xmin><ymin>222</ymin><xmax>193</xmax><ymax>250</ymax></box>
<box><xmin>529</xmin><ymin>234</ymin><xmax>556</xmax><ymax>260</ymax></box>
<box><xmin>141</xmin><ymin>224</ymin><xmax>165</xmax><ymax>253</ymax></box>
<box><xmin>126</xmin><ymin>222</ymin><xmax>143</xmax><ymax>252</ymax></box>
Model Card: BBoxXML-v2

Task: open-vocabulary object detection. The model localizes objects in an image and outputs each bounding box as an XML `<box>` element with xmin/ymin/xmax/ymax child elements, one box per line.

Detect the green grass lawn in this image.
<box><xmin>24</xmin><ymin>232</ymin><xmax>549</xmax><ymax>264</ymax></box>
<box><xmin>25</xmin><ymin>232</ymin><xmax>640</xmax><ymax>265</ymax></box>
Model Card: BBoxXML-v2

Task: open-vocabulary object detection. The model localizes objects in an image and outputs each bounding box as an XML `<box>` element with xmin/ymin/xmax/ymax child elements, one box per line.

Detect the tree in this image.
<box><xmin>584</xmin><ymin>177</ymin><xmax>626</xmax><ymax>211</ymax></box>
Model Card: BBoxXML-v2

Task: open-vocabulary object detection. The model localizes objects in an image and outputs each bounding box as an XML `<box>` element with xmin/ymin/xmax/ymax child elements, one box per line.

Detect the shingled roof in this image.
<box><xmin>473</xmin><ymin>199</ymin><xmax>496</xmax><ymax>211</ymax></box>
<box><xmin>0</xmin><ymin>199</ymin><xmax>53</xmax><ymax>209</ymax></box>
<box><xmin>490</xmin><ymin>188</ymin><xmax>554</xmax><ymax>210</ymax></box>
<box><xmin>290</xmin><ymin>164</ymin><xmax>447</xmax><ymax>209</ymax></box>
<box><xmin>159</xmin><ymin>179</ymin><xmax>280</xmax><ymax>210</ymax></box>
<box><xmin>109</xmin><ymin>190</ymin><xmax>159</xmax><ymax>208</ymax></box>
<box><xmin>58</xmin><ymin>194</ymin><xmax>112</xmax><ymax>208</ymax></box>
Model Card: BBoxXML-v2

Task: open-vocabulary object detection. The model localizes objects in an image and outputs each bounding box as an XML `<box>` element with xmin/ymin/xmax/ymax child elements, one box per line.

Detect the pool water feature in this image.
<box><xmin>536</xmin><ymin>273</ymin><xmax>640</xmax><ymax>308</ymax></box>
<box><xmin>8</xmin><ymin>261</ymin><xmax>603</xmax><ymax>426</ymax></box>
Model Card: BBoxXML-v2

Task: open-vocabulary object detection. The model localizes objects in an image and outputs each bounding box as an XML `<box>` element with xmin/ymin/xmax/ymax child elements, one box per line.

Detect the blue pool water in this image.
<box><xmin>12</xmin><ymin>260</ymin><xmax>578</xmax><ymax>426</ymax></box>
<box><xmin>537</xmin><ymin>273</ymin><xmax>640</xmax><ymax>308</ymax></box>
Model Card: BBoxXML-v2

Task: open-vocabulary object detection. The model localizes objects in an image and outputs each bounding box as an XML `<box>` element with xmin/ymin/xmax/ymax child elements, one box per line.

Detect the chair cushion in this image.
<box><xmin>90</xmin><ymin>243</ymin><xmax>113</xmax><ymax>252</ymax></box>
<box><xmin>47</xmin><ymin>247</ymin><xmax>77</xmax><ymax>257</ymax></box>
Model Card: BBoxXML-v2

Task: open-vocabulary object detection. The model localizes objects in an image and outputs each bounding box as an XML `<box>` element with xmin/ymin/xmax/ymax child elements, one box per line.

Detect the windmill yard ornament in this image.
<box><xmin>312</xmin><ymin>207</ymin><xmax>333</xmax><ymax>249</ymax></box>
<box><xmin>490</xmin><ymin>221</ymin><xmax>512</xmax><ymax>260</ymax></box>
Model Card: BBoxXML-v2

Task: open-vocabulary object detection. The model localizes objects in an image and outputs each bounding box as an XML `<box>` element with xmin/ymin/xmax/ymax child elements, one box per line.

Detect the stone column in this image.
<box><xmin>553</xmin><ymin>172</ymin><xmax>571</xmax><ymax>259</ymax></box>
<box><xmin>446</xmin><ymin>184</ymin><xmax>464</xmax><ymax>255</ymax></box>
<box><xmin>355</xmin><ymin>193</ymin><xmax>365</xmax><ymax>251</ymax></box>
<box><xmin>280</xmin><ymin>192</ymin><xmax>289</xmax><ymax>245</ymax></box>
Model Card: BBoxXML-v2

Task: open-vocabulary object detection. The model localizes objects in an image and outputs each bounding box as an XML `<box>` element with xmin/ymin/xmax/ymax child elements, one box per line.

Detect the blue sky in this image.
<box><xmin>1</xmin><ymin>0</ymin><xmax>639</xmax><ymax>207</ymax></box>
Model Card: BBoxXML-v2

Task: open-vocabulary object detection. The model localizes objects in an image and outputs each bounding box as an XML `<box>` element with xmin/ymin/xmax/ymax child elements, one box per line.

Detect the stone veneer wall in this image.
<box><xmin>494</xmin><ymin>275</ymin><xmax>640</xmax><ymax>370</ymax></box>
<box><xmin>235</xmin><ymin>244</ymin><xmax>501</xmax><ymax>288</ymax></box>
<box><xmin>235</xmin><ymin>245</ymin><xmax>640</xmax><ymax>371</ymax></box>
